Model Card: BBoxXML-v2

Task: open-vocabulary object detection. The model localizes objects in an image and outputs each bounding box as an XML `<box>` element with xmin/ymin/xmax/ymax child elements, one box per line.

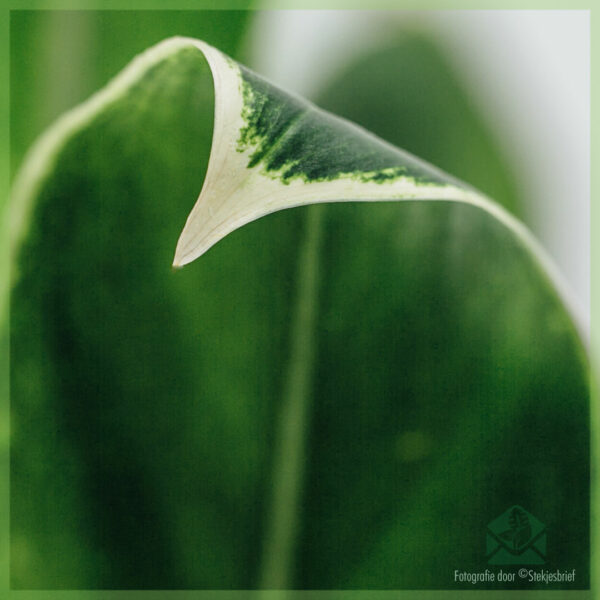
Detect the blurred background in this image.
<box><xmin>8</xmin><ymin>9</ymin><xmax>591</xmax><ymax>591</ymax></box>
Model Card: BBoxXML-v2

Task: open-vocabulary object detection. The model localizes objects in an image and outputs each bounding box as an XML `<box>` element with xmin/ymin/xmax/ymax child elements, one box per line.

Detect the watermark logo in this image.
<box><xmin>486</xmin><ymin>505</ymin><xmax>546</xmax><ymax>565</ymax></box>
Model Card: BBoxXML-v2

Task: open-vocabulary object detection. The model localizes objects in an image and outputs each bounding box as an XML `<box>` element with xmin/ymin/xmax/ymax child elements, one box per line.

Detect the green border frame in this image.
<box><xmin>1</xmin><ymin>3</ymin><xmax>595</xmax><ymax>599</ymax></box>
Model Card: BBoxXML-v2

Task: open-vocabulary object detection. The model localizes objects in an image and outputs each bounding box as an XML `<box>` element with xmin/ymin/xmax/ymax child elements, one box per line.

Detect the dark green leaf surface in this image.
<box><xmin>9</xmin><ymin>32</ymin><xmax>589</xmax><ymax>592</ymax></box>
<box><xmin>316</xmin><ymin>32</ymin><xmax>523</xmax><ymax>218</ymax></box>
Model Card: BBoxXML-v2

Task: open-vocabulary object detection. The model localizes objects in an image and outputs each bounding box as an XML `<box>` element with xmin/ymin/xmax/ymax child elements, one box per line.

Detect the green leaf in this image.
<box><xmin>9</xmin><ymin>9</ymin><xmax>253</xmax><ymax>179</ymax></box>
<box><xmin>9</xmin><ymin>36</ymin><xmax>589</xmax><ymax>590</ymax></box>
<box><xmin>314</xmin><ymin>31</ymin><xmax>524</xmax><ymax>219</ymax></box>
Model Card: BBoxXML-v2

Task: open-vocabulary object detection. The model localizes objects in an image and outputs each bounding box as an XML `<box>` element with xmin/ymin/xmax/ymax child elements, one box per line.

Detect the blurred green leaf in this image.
<box><xmin>9</xmin><ymin>30</ymin><xmax>589</xmax><ymax>593</ymax></box>
<box><xmin>316</xmin><ymin>31</ymin><xmax>523</xmax><ymax>219</ymax></box>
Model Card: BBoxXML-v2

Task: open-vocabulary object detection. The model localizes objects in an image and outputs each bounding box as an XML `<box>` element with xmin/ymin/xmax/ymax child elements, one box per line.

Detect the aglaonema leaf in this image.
<box><xmin>9</xmin><ymin>37</ymin><xmax>589</xmax><ymax>590</ymax></box>
<box><xmin>314</xmin><ymin>30</ymin><xmax>524</xmax><ymax>219</ymax></box>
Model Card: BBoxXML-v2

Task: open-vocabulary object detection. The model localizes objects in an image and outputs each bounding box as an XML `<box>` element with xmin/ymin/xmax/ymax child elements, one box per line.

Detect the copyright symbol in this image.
<box><xmin>518</xmin><ymin>568</ymin><xmax>528</xmax><ymax>579</ymax></box>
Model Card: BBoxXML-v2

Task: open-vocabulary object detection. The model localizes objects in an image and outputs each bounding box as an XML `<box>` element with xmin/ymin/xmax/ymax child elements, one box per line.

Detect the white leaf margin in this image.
<box><xmin>6</xmin><ymin>36</ymin><xmax>588</xmax><ymax>347</ymax></box>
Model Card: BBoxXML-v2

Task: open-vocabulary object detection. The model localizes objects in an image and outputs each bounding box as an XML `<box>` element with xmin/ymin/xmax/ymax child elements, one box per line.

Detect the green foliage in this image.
<box><xmin>9</xmin><ymin>10</ymin><xmax>252</xmax><ymax>177</ymax></box>
<box><xmin>8</xmin><ymin>22</ymin><xmax>589</xmax><ymax>592</ymax></box>
<box><xmin>316</xmin><ymin>32</ymin><xmax>523</xmax><ymax>217</ymax></box>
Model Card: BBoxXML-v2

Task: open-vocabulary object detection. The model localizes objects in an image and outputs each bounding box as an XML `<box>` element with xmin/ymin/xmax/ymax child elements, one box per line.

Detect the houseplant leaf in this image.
<box><xmin>314</xmin><ymin>30</ymin><xmax>524</xmax><ymax>219</ymax></box>
<box><xmin>9</xmin><ymin>37</ymin><xmax>589</xmax><ymax>590</ymax></box>
<box><xmin>9</xmin><ymin>9</ymin><xmax>253</xmax><ymax>179</ymax></box>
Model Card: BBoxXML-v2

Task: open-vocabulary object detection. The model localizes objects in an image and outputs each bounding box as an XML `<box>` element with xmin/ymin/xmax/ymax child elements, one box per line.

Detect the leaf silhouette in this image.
<box><xmin>500</xmin><ymin>529</ymin><xmax>516</xmax><ymax>543</ymax></box>
<box><xmin>509</xmin><ymin>507</ymin><xmax>530</xmax><ymax>531</ymax></box>
<box><xmin>515</xmin><ymin>525</ymin><xmax>532</xmax><ymax>550</ymax></box>
<box><xmin>507</xmin><ymin>507</ymin><xmax>532</xmax><ymax>550</ymax></box>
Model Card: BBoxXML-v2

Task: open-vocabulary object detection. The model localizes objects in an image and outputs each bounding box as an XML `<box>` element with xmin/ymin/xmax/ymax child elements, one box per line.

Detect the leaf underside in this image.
<box><xmin>9</xmin><ymin>37</ymin><xmax>589</xmax><ymax>590</ymax></box>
